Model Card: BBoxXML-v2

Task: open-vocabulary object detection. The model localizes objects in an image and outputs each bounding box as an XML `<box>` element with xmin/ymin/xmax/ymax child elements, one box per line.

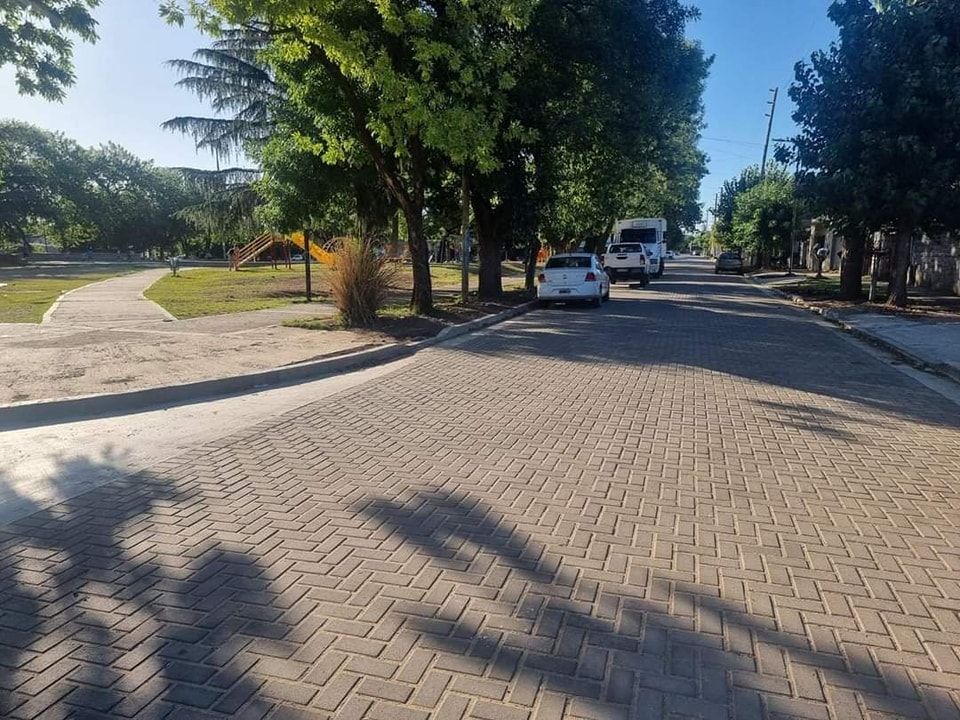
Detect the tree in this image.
<box><xmin>0</xmin><ymin>121</ymin><xmax>89</xmax><ymax>248</ymax></box>
<box><xmin>731</xmin><ymin>170</ymin><xmax>795</xmax><ymax>261</ymax></box>
<box><xmin>713</xmin><ymin>165</ymin><xmax>763</xmax><ymax>247</ymax></box>
<box><xmin>163</xmin><ymin>24</ymin><xmax>279</xmax><ymax>161</ymax></box>
<box><xmin>165</xmin><ymin>0</ymin><xmax>546</xmax><ymax>314</ymax></box>
<box><xmin>164</xmin><ymin>27</ymin><xmax>280</xmax><ymax>253</ymax></box>
<box><xmin>174</xmin><ymin>167</ymin><xmax>260</xmax><ymax>255</ymax></box>
<box><xmin>0</xmin><ymin>122</ymin><xmax>203</xmax><ymax>254</ymax></box>
<box><xmin>256</xmin><ymin>43</ymin><xmax>397</xmax><ymax>241</ymax></box>
<box><xmin>790</xmin><ymin>0</ymin><xmax>960</xmax><ymax>305</ymax></box>
<box><xmin>483</xmin><ymin>0</ymin><xmax>708</xmax><ymax>290</ymax></box>
<box><xmin>1</xmin><ymin>0</ymin><xmax>100</xmax><ymax>100</ymax></box>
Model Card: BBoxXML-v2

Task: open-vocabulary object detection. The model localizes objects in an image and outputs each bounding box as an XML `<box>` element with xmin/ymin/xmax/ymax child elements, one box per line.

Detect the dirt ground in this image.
<box><xmin>0</xmin><ymin>292</ymin><xmax>533</xmax><ymax>406</ymax></box>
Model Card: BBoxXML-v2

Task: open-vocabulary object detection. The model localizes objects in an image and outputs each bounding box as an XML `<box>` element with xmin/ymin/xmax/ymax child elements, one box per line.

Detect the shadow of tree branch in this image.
<box><xmin>357</xmin><ymin>488</ymin><xmax>938</xmax><ymax>719</ymax></box>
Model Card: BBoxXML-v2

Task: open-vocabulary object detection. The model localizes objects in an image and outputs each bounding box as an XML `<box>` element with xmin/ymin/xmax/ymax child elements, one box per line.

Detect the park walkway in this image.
<box><xmin>43</xmin><ymin>268</ymin><xmax>174</xmax><ymax>326</ymax></box>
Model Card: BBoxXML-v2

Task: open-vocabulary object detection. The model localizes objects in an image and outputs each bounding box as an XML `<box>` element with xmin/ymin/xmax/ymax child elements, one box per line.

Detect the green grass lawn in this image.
<box><xmin>145</xmin><ymin>266</ymin><xmax>329</xmax><ymax>319</ymax></box>
<box><xmin>0</xmin><ymin>272</ymin><xmax>126</xmax><ymax>323</ymax></box>
<box><xmin>781</xmin><ymin>275</ymin><xmax>888</xmax><ymax>300</ymax></box>
<box><xmin>146</xmin><ymin>262</ymin><xmax>527</xmax><ymax>319</ymax></box>
<box><xmin>407</xmin><ymin>261</ymin><xmax>526</xmax><ymax>287</ymax></box>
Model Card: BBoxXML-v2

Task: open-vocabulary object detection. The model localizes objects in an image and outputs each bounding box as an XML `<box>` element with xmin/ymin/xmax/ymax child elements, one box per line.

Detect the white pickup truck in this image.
<box><xmin>611</xmin><ymin>217</ymin><xmax>667</xmax><ymax>278</ymax></box>
<box><xmin>600</xmin><ymin>242</ymin><xmax>649</xmax><ymax>285</ymax></box>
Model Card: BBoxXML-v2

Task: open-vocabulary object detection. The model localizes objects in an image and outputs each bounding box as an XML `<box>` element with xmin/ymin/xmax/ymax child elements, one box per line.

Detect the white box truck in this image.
<box><xmin>610</xmin><ymin>218</ymin><xmax>667</xmax><ymax>279</ymax></box>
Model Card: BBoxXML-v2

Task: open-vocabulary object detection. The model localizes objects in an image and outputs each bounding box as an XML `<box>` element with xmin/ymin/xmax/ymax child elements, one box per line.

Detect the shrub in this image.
<box><xmin>329</xmin><ymin>237</ymin><xmax>395</xmax><ymax>327</ymax></box>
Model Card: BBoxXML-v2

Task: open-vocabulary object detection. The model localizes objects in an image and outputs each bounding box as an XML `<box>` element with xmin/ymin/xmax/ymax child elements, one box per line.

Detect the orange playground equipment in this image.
<box><xmin>229</xmin><ymin>232</ymin><xmax>338</xmax><ymax>270</ymax></box>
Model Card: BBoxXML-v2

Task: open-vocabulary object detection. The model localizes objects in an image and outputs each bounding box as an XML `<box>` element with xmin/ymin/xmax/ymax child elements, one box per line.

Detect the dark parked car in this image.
<box><xmin>715</xmin><ymin>251</ymin><xmax>744</xmax><ymax>275</ymax></box>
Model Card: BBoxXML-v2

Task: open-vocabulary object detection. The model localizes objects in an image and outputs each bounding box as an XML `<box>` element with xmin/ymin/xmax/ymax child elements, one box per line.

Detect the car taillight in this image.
<box><xmin>538</xmin><ymin>273</ymin><xmax>547</xmax><ymax>283</ymax></box>
<box><xmin>585</xmin><ymin>272</ymin><xmax>597</xmax><ymax>281</ymax></box>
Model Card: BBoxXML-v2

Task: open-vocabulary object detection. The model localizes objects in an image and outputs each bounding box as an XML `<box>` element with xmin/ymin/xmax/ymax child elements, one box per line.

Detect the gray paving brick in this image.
<box><xmin>163</xmin><ymin>684</ymin><xmax>221</xmax><ymax>709</ymax></box>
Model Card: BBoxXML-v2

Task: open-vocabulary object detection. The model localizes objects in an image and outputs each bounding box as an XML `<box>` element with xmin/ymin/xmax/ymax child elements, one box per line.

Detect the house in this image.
<box><xmin>912</xmin><ymin>233</ymin><xmax>960</xmax><ymax>296</ymax></box>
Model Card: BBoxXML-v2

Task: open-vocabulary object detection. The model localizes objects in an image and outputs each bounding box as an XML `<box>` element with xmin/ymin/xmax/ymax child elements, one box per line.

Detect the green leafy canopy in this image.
<box><xmin>0</xmin><ymin>0</ymin><xmax>101</xmax><ymax>100</ymax></box>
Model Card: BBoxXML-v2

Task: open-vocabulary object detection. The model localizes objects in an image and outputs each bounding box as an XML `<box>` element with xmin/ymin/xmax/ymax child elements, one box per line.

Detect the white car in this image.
<box><xmin>665</xmin><ymin>250</ymin><xmax>675</xmax><ymax>259</ymax></box>
<box><xmin>537</xmin><ymin>253</ymin><xmax>610</xmax><ymax>307</ymax></box>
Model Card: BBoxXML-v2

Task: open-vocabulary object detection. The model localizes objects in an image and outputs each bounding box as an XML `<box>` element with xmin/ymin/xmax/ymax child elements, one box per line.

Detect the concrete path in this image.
<box><xmin>2</xmin><ymin>260</ymin><xmax>959</xmax><ymax>719</ymax></box>
<box><xmin>42</xmin><ymin>268</ymin><xmax>175</xmax><ymax>326</ymax></box>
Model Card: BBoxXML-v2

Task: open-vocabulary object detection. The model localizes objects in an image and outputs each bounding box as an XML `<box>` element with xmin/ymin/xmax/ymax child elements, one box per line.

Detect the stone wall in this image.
<box><xmin>912</xmin><ymin>233</ymin><xmax>959</xmax><ymax>295</ymax></box>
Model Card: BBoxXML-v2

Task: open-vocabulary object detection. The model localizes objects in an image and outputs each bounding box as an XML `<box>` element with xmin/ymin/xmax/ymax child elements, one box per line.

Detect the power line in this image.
<box><xmin>760</xmin><ymin>87</ymin><xmax>779</xmax><ymax>181</ymax></box>
<box><xmin>700</xmin><ymin>136</ymin><xmax>763</xmax><ymax>147</ymax></box>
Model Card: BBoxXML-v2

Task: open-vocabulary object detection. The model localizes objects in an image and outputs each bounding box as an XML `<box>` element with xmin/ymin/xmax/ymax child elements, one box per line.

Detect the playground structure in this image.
<box><xmin>229</xmin><ymin>232</ymin><xmax>338</xmax><ymax>271</ymax></box>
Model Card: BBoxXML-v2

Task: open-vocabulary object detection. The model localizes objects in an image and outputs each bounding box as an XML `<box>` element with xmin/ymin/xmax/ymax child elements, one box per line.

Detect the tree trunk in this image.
<box><xmin>839</xmin><ymin>232</ymin><xmax>866</xmax><ymax>300</ymax></box>
<box><xmin>400</xmin><ymin>204</ymin><xmax>432</xmax><ymax>314</ymax></box>
<box><xmin>472</xmin><ymin>193</ymin><xmax>502</xmax><ymax>299</ymax></box>
<box><xmin>391</xmin><ymin>212</ymin><xmax>400</xmax><ymax>256</ymax></box>
<box><xmin>886</xmin><ymin>221</ymin><xmax>912</xmax><ymax>308</ymax></box>
<box><xmin>525</xmin><ymin>237</ymin><xmax>539</xmax><ymax>291</ymax></box>
<box><xmin>460</xmin><ymin>170</ymin><xmax>470</xmax><ymax>304</ymax></box>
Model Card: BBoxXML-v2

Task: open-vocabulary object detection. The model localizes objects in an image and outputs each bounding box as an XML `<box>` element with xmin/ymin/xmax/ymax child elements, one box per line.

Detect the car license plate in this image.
<box><xmin>558</xmin><ymin>289</ymin><xmax>571</xmax><ymax>294</ymax></box>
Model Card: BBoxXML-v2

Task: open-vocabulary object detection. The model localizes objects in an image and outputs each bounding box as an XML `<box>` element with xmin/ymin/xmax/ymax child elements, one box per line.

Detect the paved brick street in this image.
<box><xmin>2</xmin><ymin>260</ymin><xmax>959</xmax><ymax>719</ymax></box>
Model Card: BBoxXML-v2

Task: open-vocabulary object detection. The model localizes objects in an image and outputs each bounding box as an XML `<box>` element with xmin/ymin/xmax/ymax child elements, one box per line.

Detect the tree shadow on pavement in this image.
<box><xmin>357</xmin><ymin>487</ymin><xmax>942</xmax><ymax>719</ymax></box>
<box><xmin>0</xmin><ymin>457</ymin><xmax>282</xmax><ymax>720</ymax></box>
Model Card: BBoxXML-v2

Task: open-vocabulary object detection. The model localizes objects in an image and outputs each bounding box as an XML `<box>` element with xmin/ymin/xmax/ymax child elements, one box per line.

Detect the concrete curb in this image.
<box><xmin>835</xmin><ymin>322</ymin><xmax>960</xmax><ymax>387</ymax></box>
<box><xmin>748</xmin><ymin>277</ymin><xmax>960</xmax><ymax>388</ymax></box>
<box><xmin>0</xmin><ymin>300</ymin><xmax>539</xmax><ymax>431</ymax></box>
<box><xmin>435</xmin><ymin>300</ymin><xmax>537</xmax><ymax>340</ymax></box>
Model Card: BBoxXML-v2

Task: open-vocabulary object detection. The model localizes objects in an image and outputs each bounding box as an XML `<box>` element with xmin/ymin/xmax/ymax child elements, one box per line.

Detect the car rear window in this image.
<box><xmin>546</xmin><ymin>256</ymin><xmax>592</xmax><ymax>269</ymax></box>
<box><xmin>607</xmin><ymin>244</ymin><xmax>643</xmax><ymax>254</ymax></box>
<box><xmin>720</xmin><ymin>252</ymin><xmax>741</xmax><ymax>259</ymax></box>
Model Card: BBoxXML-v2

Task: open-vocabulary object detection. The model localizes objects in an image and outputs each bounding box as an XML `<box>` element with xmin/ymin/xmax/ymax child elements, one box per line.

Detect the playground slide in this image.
<box><xmin>288</xmin><ymin>233</ymin><xmax>335</xmax><ymax>266</ymax></box>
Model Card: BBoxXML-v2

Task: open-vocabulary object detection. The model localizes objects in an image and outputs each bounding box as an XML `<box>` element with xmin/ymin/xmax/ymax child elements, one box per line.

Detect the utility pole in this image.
<box><xmin>760</xmin><ymin>88</ymin><xmax>778</xmax><ymax>181</ymax></box>
<box><xmin>711</xmin><ymin>192</ymin><xmax>719</xmax><ymax>255</ymax></box>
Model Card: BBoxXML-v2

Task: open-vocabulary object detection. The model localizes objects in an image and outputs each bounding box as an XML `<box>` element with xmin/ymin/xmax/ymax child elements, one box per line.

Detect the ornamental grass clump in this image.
<box><xmin>330</xmin><ymin>237</ymin><xmax>395</xmax><ymax>327</ymax></box>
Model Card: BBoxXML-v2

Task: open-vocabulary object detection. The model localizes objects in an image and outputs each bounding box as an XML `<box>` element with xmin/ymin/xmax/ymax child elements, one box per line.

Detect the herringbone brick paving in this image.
<box><xmin>1</xmin><ymin>264</ymin><xmax>959</xmax><ymax>719</ymax></box>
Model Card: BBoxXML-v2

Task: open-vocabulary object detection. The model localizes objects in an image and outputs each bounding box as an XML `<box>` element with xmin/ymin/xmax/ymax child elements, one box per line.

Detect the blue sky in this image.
<box><xmin>0</xmin><ymin>0</ymin><xmax>218</xmax><ymax>170</ymax></box>
<box><xmin>689</xmin><ymin>0</ymin><xmax>838</xmax><ymax>221</ymax></box>
<box><xmin>1</xmin><ymin>0</ymin><xmax>839</xmax><ymax>223</ymax></box>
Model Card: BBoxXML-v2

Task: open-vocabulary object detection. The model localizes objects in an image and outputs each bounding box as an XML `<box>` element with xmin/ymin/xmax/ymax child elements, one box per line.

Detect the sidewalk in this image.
<box><xmin>751</xmin><ymin>272</ymin><xmax>960</xmax><ymax>385</ymax></box>
<box><xmin>42</xmin><ymin>268</ymin><xmax>175</xmax><ymax>325</ymax></box>
<box><xmin>837</xmin><ymin>312</ymin><xmax>960</xmax><ymax>384</ymax></box>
